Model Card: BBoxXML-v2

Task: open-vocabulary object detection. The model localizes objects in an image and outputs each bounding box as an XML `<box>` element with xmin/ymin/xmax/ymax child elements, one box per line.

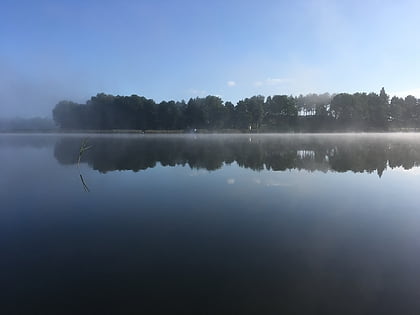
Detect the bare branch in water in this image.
<box><xmin>78</xmin><ymin>139</ymin><xmax>93</xmax><ymax>192</ymax></box>
<box><xmin>79</xmin><ymin>174</ymin><xmax>90</xmax><ymax>192</ymax></box>
<box><xmin>78</xmin><ymin>139</ymin><xmax>93</xmax><ymax>167</ymax></box>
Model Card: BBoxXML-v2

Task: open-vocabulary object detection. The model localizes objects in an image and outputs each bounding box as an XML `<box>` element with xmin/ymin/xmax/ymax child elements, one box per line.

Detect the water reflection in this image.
<box><xmin>54</xmin><ymin>134</ymin><xmax>420</xmax><ymax>176</ymax></box>
<box><xmin>3</xmin><ymin>133</ymin><xmax>420</xmax><ymax>314</ymax></box>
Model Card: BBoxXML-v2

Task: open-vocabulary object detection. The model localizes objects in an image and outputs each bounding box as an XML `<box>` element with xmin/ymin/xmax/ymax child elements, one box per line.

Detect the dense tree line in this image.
<box><xmin>52</xmin><ymin>88</ymin><xmax>420</xmax><ymax>131</ymax></box>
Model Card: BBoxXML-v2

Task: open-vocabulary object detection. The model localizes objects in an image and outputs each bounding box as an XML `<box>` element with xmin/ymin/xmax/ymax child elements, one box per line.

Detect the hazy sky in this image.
<box><xmin>1</xmin><ymin>0</ymin><xmax>420</xmax><ymax>117</ymax></box>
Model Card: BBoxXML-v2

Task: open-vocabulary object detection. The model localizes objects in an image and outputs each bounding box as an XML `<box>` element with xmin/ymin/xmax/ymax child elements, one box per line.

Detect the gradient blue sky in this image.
<box><xmin>1</xmin><ymin>0</ymin><xmax>420</xmax><ymax>117</ymax></box>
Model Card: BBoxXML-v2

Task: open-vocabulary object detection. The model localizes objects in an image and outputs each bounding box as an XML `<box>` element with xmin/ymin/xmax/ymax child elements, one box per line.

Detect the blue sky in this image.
<box><xmin>1</xmin><ymin>0</ymin><xmax>420</xmax><ymax>117</ymax></box>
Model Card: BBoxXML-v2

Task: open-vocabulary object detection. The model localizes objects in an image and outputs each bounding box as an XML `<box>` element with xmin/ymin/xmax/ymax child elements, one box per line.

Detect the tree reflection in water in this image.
<box><xmin>54</xmin><ymin>134</ymin><xmax>420</xmax><ymax>177</ymax></box>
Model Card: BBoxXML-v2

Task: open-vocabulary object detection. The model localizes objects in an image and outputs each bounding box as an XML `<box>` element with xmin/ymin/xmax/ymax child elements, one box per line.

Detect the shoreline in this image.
<box><xmin>1</xmin><ymin>128</ymin><xmax>420</xmax><ymax>135</ymax></box>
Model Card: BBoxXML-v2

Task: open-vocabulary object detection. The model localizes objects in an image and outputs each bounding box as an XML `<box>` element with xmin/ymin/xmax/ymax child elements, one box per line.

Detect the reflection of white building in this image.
<box><xmin>297</xmin><ymin>150</ymin><xmax>315</xmax><ymax>159</ymax></box>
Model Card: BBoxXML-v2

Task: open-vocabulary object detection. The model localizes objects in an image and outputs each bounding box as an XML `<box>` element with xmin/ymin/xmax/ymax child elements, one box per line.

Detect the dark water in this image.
<box><xmin>2</xmin><ymin>133</ymin><xmax>420</xmax><ymax>314</ymax></box>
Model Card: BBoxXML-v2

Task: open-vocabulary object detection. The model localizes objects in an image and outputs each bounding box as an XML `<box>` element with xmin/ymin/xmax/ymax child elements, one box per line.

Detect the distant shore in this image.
<box><xmin>2</xmin><ymin>128</ymin><xmax>420</xmax><ymax>134</ymax></box>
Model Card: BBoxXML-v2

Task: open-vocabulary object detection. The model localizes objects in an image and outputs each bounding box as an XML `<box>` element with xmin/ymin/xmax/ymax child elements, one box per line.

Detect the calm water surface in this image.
<box><xmin>2</xmin><ymin>133</ymin><xmax>420</xmax><ymax>314</ymax></box>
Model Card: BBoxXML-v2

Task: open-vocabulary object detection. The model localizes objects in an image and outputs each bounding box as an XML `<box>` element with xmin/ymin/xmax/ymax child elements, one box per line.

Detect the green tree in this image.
<box><xmin>367</xmin><ymin>92</ymin><xmax>387</xmax><ymax>129</ymax></box>
<box><xmin>52</xmin><ymin>101</ymin><xmax>85</xmax><ymax>129</ymax></box>
<box><xmin>404</xmin><ymin>95</ymin><xmax>418</xmax><ymax>125</ymax></box>
<box><xmin>330</xmin><ymin>93</ymin><xmax>354</xmax><ymax>122</ymax></box>
<box><xmin>389</xmin><ymin>96</ymin><xmax>404</xmax><ymax>126</ymax></box>
<box><xmin>236</xmin><ymin>95</ymin><xmax>265</xmax><ymax>129</ymax></box>
<box><xmin>265</xmin><ymin>95</ymin><xmax>298</xmax><ymax>130</ymax></box>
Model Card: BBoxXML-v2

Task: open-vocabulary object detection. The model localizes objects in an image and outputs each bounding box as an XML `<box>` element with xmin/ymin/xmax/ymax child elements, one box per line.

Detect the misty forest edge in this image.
<box><xmin>52</xmin><ymin>88</ymin><xmax>420</xmax><ymax>132</ymax></box>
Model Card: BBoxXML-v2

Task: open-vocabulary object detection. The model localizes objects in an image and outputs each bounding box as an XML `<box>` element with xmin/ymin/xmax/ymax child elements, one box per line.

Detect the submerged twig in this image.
<box><xmin>78</xmin><ymin>139</ymin><xmax>93</xmax><ymax>168</ymax></box>
<box><xmin>79</xmin><ymin>174</ymin><xmax>90</xmax><ymax>192</ymax></box>
<box><xmin>78</xmin><ymin>139</ymin><xmax>93</xmax><ymax>192</ymax></box>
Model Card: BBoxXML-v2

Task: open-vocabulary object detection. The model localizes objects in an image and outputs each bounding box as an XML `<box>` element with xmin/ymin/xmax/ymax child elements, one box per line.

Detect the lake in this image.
<box><xmin>2</xmin><ymin>133</ymin><xmax>420</xmax><ymax>314</ymax></box>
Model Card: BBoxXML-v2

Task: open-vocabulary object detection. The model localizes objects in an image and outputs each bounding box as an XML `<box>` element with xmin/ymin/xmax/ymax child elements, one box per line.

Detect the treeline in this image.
<box><xmin>52</xmin><ymin>88</ymin><xmax>420</xmax><ymax>131</ymax></box>
<box><xmin>0</xmin><ymin>117</ymin><xmax>56</xmax><ymax>131</ymax></box>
